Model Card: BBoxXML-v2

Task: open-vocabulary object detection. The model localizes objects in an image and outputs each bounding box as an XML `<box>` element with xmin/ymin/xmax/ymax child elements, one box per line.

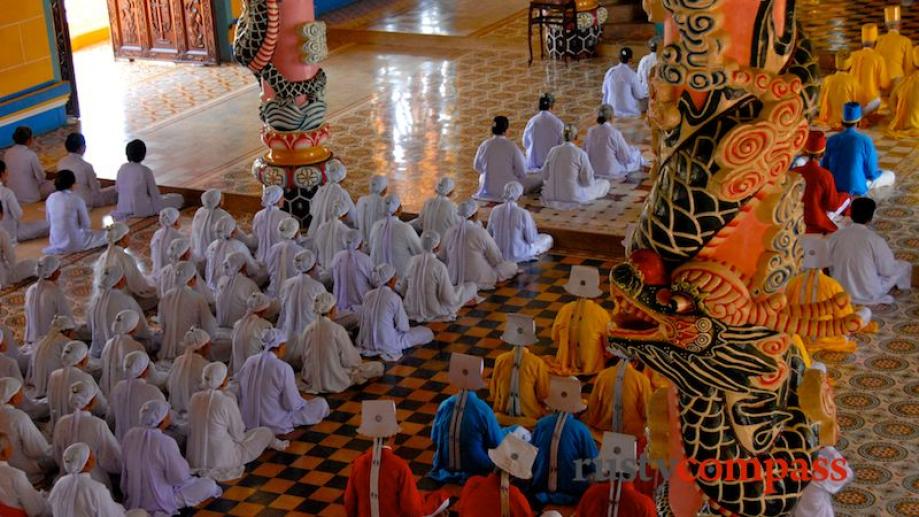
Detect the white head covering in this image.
<box><xmin>421</xmin><ymin>231</ymin><xmax>440</xmax><ymax>252</ymax></box>
<box><xmin>278</xmin><ymin>217</ymin><xmax>300</xmax><ymax>239</ymax></box>
<box><xmin>99</xmin><ymin>264</ymin><xmax>125</xmax><ymax>290</ymax></box>
<box><xmin>201</xmin><ymin>189</ymin><xmax>222</xmax><ymax>209</ymax></box>
<box><xmin>214</xmin><ymin>215</ymin><xmax>237</xmax><ymax>239</ymax></box>
<box><xmin>246</xmin><ymin>292</ymin><xmax>271</xmax><ymax>313</ymax></box>
<box><xmin>503</xmin><ymin>181</ymin><xmax>524</xmax><ymax>202</ymax></box>
<box><xmin>435</xmin><ymin>177</ymin><xmax>455</xmax><ymax>196</ymax></box>
<box><xmin>183</xmin><ymin>327</ymin><xmax>211</xmax><ymax>351</ymax></box>
<box><xmin>458</xmin><ymin>200</ymin><xmax>477</xmax><ymax>219</ymax></box>
<box><xmin>159</xmin><ymin>207</ymin><xmax>180</xmax><ymax>227</ymax></box>
<box><xmin>262</xmin><ymin>185</ymin><xmax>284</xmax><ymax>208</ymax></box>
<box><xmin>294</xmin><ymin>250</ymin><xmax>317</xmax><ymax>273</ymax></box>
<box><xmin>36</xmin><ymin>255</ymin><xmax>62</xmax><ymax>279</ymax></box>
<box><xmin>333</xmin><ymin>199</ymin><xmax>350</xmax><ymax>218</ymax></box>
<box><xmin>345</xmin><ymin>228</ymin><xmax>362</xmax><ymax>250</ymax></box>
<box><xmin>167</xmin><ymin>238</ymin><xmax>191</xmax><ymax>262</ymax></box>
<box><xmin>358</xmin><ymin>400</ymin><xmax>401</xmax><ymax>438</ymax></box>
<box><xmin>313</xmin><ymin>291</ymin><xmax>336</xmax><ymax>315</ymax></box>
<box><xmin>802</xmin><ymin>235</ymin><xmax>830</xmax><ymax>270</ymax></box>
<box><xmin>106</xmin><ymin>222</ymin><xmax>130</xmax><ymax>245</ymax></box>
<box><xmin>52</xmin><ymin>314</ymin><xmax>77</xmax><ymax>332</ymax></box>
<box><xmin>448</xmin><ymin>353</ymin><xmax>485</xmax><ymax>390</ymax></box>
<box><xmin>545</xmin><ymin>376</ymin><xmax>587</xmax><ymax>412</ymax></box>
<box><xmin>326</xmin><ymin>160</ymin><xmax>347</xmax><ymax>183</ymax></box>
<box><xmin>62</xmin><ymin>443</ymin><xmax>91</xmax><ymax>474</ymax></box>
<box><xmin>139</xmin><ymin>399</ymin><xmax>171</xmax><ymax>428</ymax></box>
<box><xmin>564</xmin><ymin>265</ymin><xmax>603</xmax><ymax>298</ymax></box>
<box><xmin>371</xmin><ymin>263</ymin><xmax>396</xmax><ymax>288</ymax></box>
<box><xmin>174</xmin><ymin>261</ymin><xmax>197</xmax><ymax>286</ymax></box>
<box><xmin>502</xmin><ymin>314</ymin><xmax>538</xmax><ymax>346</ymax></box>
<box><xmin>123</xmin><ymin>351</ymin><xmax>150</xmax><ymax>379</ymax></box>
<box><xmin>112</xmin><ymin>309</ymin><xmax>140</xmax><ymax>335</ymax></box>
<box><xmin>202</xmin><ymin>362</ymin><xmax>228</xmax><ymax>390</ymax></box>
<box><xmin>260</xmin><ymin>328</ymin><xmax>286</xmax><ymax>351</ymax></box>
<box><xmin>383</xmin><ymin>194</ymin><xmax>401</xmax><ymax>216</ymax></box>
<box><xmin>370</xmin><ymin>175</ymin><xmax>388</xmax><ymax>195</ymax></box>
<box><xmin>0</xmin><ymin>378</ymin><xmax>22</xmax><ymax>404</ymax></box>
<box><xmin>223</xmin><ymin>252</ymin><xmax>247</xmax><ymax>276</ymax></box>
<box><xmin>69</xmin><ymin>380</ymin><xmax>97</xmax><ymax>410</ymax></box>
<box><xmin>488</xmin><ymin>434</ymin><xmax>538</xmax><ymax>480</ymax></box>
<box><xmin>61</xmin><ymin>341</ymin><xmax>89</xmax><ymax>367</ymax></box>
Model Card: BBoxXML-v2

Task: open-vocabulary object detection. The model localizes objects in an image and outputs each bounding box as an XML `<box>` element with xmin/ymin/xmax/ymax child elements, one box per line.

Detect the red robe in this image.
<box><xmin>575</xmin><ymin>480</ymin><xmax>657</xmax><ymax>517</ymax></box>
<box><xmin>455</xmin><ymin>472</ymin><xmax>534</xmax><ymax>517</ymax></box>
<box><xmin>344</xmin><ymin>447</ymin><xmax>449</xmax><ymax>517</ymax></box>
<box><xmin>793</xmin><ymin>160</ymin><xmax>850</xmax><ymax>235</ymax></box>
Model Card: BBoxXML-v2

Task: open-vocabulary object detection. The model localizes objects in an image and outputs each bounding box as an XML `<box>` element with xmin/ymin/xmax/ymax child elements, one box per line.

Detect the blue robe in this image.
<box><xmin>529</xmin><ymin>412</ymin><xmax>597</xmax><ymax>505</ymax></box>
<box><xmin>821</xmin><ymin>127</ymin><xmax>880</xmax><ymax>196</ymax></box>
<box><xmin>429</xmin><ymin>391</ymin><xmax>507</xmax><ymax>483</ymax></box>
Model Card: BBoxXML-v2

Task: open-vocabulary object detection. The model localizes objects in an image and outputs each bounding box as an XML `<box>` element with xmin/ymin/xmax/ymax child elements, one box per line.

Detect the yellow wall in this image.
<box><xmin>66</xmin><ymin>0</ymin><xmax>110</xmax><ymax>50</ymax></box>
<box><xmin>0</xmin><ymin>0</ymin><xmax>55</xmax><ymax>99</ymax></box>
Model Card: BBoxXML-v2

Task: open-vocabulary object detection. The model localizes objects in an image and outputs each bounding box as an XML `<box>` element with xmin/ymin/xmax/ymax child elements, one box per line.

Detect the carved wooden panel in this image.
<box><xmin>50</xmin><ymin>0</ymin><xmax>80</xmax><ymax>116</ymax></box>
<box><xmin>108</xmin><ymin>0</ymin><xmax>219</xmax><ymax>64</ymax></box>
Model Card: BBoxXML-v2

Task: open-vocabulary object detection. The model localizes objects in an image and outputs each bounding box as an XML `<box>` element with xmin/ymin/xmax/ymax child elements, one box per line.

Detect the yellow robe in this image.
<box><xmin>784</xmin><ymin>269</ymin><xmax>856</xmax><ymax>354</ymax></box>
<box><xmin>549</xmin><ymin>299</ymin><xmax>611</xmax><ymax>375</ymax></box>
<box><xmin>584</xmin><ymin>361</ymin><xmax>652</xmax><ymax>439</ymax></box>
<box><xmin>876</xmin><ymin>31</ymin><xmax>914</xmax><ymax>81</ymax></box>
<box><xmin>817</xmin><ymin>72</ymin><xmax>862</xmax><ymax>127</ymax></box>
<box><xmin>850</xmin><ymin>48</ymin><xmax>890</xmax><ymax>104</ymax></box>
<box><xmin>888</xmin><ymin>71</ymin><xmax>919</xmax><ymax>136</ymax></box>
<box><xmin>488</xmin><ymin>347</ymin><xmax>549</xmax><ymax>427</ymax></box>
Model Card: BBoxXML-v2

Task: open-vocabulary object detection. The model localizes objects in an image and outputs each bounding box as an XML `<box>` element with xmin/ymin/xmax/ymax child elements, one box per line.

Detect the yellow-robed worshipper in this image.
<box><xmin>546</xmin><ymin>265</ymin><xmax>611</xmax><ymax>375</ymax></box>
<box><xmin>817</xmin><ymin>51</ymin><xmax>862</xmax><ymax>129</ymax></box>
<box><xmin>583</xmin><ymin>355</ymin><xmax>652</xmax><ymax>441</ymax></box>
<box><xmin>888</xmin><ymin>47</ymin><xmax>919</xmax><ymax>137</ymax></box>
<box><xmin>850</xmin><ymin>23</ymin><xmax>890</xmax><ymax>116</ymax></box>
<box><xmin>876</xmin><ymin>6</ymin><xmax>914</xmax><ymax>87</ymax></box>
<box><xmin>488</xmin><ymin>314</ymin><xmax>550</xmax><ymax>427</ymax></box>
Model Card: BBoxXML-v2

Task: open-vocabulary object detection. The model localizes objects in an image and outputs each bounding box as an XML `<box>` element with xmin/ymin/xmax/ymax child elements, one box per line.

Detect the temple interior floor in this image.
<box><xmin>2</xmin><ymin>0</ymin><xmax>918</xmax><ymax>515</ymax></box>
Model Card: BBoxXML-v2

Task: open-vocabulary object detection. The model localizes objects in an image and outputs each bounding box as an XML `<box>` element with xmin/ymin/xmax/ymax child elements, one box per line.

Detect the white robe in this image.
<box><xmin>49</xmin><ymin>472</ymin><xmax>127</xmax><ymax>517</ymax></box>
<box><xmin>158</xmin><ymin>286</ymin><xmax>217</xmax><ymax>362</ymax></box>
<box><xmin>601</xmin><ymin>63</ymin><xmax>647</xmax><ymax>117</ymax></box>
<box><xmin>230</xmin><ymin>314</ymin><xmax>273</xmax><ymax>375</ymax></box>
<box><xmin>793</xmin><ymin>447</ymin><xmax>853</xmax><ymax>517</ymax></box>
<box><xmin>265</xmin><ymin>239</ymin><xmax>304</xmax><ymax>297</ymax></box>
<box><xmin>99</xmin><ymin>333</ymin><xmax>145</xmax><ymax>397</ymax></box>
<box><xmin>278</xmin><ymin>273</ymin><xmax>327</xmax><ymax>348</ymax></box>
<box><xmin>205</xmin><ymin>238</ymin><xmax>264</xmax><ymax>291</ymax></box>
<box><xmin>0</xmin><ymin>354</ymin><xmax>22</xmax><ymax>382</ymax></box>
<box><xmin>149</xmin><ymin>225</ymin><xmax>183</xmax><ymax>283</ymax></box>
<box><xmin>237</xmin><ymin>351</ymin><xmax>330</xmax><ymax>434</ymax></box>
<box><xmin>52</xmin><ymin>410</ymin><xmax>122</xmax><ymax>488</ymax></box>
<box><xmin>24</xmin><ymin>278</ymin><xmax>73</xmax><ymax>345</ymax></box>
<box><xmin>96</xmin><ymin>245</ymin><xmax>158</xmax><ymax>301</ymax></box>
<box><xmin>473</xmin><ymin>136</ymin><xmax>541</xmax><ymax>202</ymax></box>
<box><xmin>522</xmin><ymin>111</ymin><xmax>564</xmax><ymax>170</ymax></box>
<box><xmin>113</xmin><ymin>162</ymin><xmax>182</xmax><ymax>220</ymax></box>
<box><xmin>55</xmin><ymin>153</ymin><xmax>117</xmax><ymax>208</ymax></box>
<box><xmin>43</xmin><ymin>190</ymin><xmax>103</xmax><ymax>254</ymax></box>
<box><xmin>0</xmin><ymin>228</ymin><xmax>34</xmax><ymax>287</ymax></box>
<box><xmin>87</xmin><ymin>288</ymin><xmax>150</xmax><ymax>358</ymax></box>
<box><xmin>584</xmin><ymin>122</ymin><xmax>645</xmax><ymax>180</ymax></box>
<box><xmin>307</xmin><ymin>183</ymin><xmax>354</xmax><ymax>236</ymax></box>
<box><xmin>411</xmin><ymin>195</ymin><xmax>462</xmax><ymax>239</ymax></box>
<box><xmin>158</xmin><ymin>262</ymin><xmax>213</xmax><ymax>304</ymax></box>
<box><xmin>167</xmin><ymin>349</ymin><xmax>208</xmax><ymax>414</ymax></box>
<box><xmin>441</xmin><ymin>220</ymin><xmax>518</xmax><ymax>290</ymax></box>
<box><xmin>216</xmin><ymin>273</ymin><xmax>261</xmax><ymax>328</ymax></box>
<box><xmin>1</xmin><ymin>184</ymin><xmax>48</xmax><ymax>244</ymax></box>
<box><xmin>186</xmin><ymin>389</ymin><xmax>275</xmax><ymax>481</ymax></box>
<box><xmin>400</xmin><ymin>251</ymin><xmax>478</xmax><ymax>322</ymax></box>
<box><xmin>356</xmin><ymin>286</ymin><xmax>434</xmax><ymax>361</ymax></box>
<box><xmin>299</xmin><ymin>316</ymin><xmax>383</xmax><ymax>394</ymax></box>
<box><xmin>636</xmin><ymin>52</ymin><xmax>657</xmax><ymax>92</ymax></box>
<box><xmin>828</xmin><ymin>223</ymin><xmax>913</xmax><ymax>305</ymax></box>
<box><xmin>313</xmin><ymin>218</ymin><xmax>351</xmax><ymax>270</ymax></box>
<box><xmin>486</xmin><ymin>200</ymin><xmax>553</xmax><ymax>263</ymax></box>
<box><xmin>108</xmin><ymin>378</ymin><xmax>166</xmax><ymax>441</ymax></box>
<box><xmin>0</xmin><ymin>461</ymin><xmax>49</xmax><ymax>516</ymax></box>
<box><xmin>190</xmin><ymin>205</ymin><xmax>230</xmax><ymax>263</ymax></box>
<box><xmin>47</xmin><ymin>366</ymin><xmax>107</xmax><ymax>427</ymax></box>
<box><xmin>354</xmin><ymin>193</ymin><xmax>386</xmax><ymax>244</ymax></box>
<box><xmin>0</xmin><ymin>404</ymin><xmax>52</xmax><ymax>483</ymax></box>
<box><xmin>27</xmin><ymin>330</ymin><xmax>68</xmax><ymax>397</ymax></box>
<box><xmin>3</xmin><ymin>145</ymin><xmax>50</xmax><ymax>204</ymax></box>
<box><xmin>369</xmin><ymin>216</ymin><xmax>424</xmax><ymax>280</ymax></box>
<box><xmin>252</xmin><ymin>206</ymin><xmax>289</xmax><ymax>263</ymax></box>
<box><xmin>540</xmin><ymin>142</ymin><xmax>611</xmax><ymax>210</ymax></box>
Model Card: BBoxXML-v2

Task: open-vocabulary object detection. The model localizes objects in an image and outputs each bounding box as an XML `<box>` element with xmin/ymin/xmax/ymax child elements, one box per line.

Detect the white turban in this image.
<box><xmin>345</xmin><ymin>228</ymin><xmax>362</xmax><ymax>250</ymax></box>
<box><xmin>383</xmin><ymin>194</ymin><xmax>401</xmax><ymax>216</ymax></box>
<box><xmin>159</xmin><ymin>207</ymin><xmax>180</xmax><ymax>227</ymax></box>
<box><xmin>69</xmin><ymin>380</ymin><xmax>97</xmax><ymax>410</ymax></box>
<box><xmin>202</xmin><ymin>362</ymin><xmax>228</xmax><ymax>390</ymax></box>
<box><xmin>246</xmin><ymin>292</ymin><xmax>271</xmax><ymax>313</ymax></box>
<box><xmin>331</xmin><ymin>199</ymin><xmax>350</xmax><ymax>218</ymax></box>
<box><xmin>139</xmin><ymin>399</ymin><xmax>170</xmax><ymax>428</ymax></box>
<box><xmin>51</xmin><ymin>314</ymin><xmax>77</xmax><ymax>332</ymax></box>
<box><xmin>458</xmin><ymin>200</ymin><xmax>478</xmax><ymax>219</ymax></box>
<box><xmin>223</xmin><ymin>252</ymin><xmax>247</xmax><ymax>276</ymax></box>
<box><xmin>36</xmin><ymin>255</ymin><xmax>61</xmax><ymax>279</ymax></box>
<box><xmin>370</xmin><ymin>175</ymin><xmax>388</xmax><ymax>195</ymax></box>
<box><xmin>99</xmin><ymin>264</ymin><xmax>125</xmax><ymax>290</ymax></box>
<box><xmin>371</xmin><ymin>263</ymin><xmax>396</xmax><ymax>288</ymax></box>
<box><xmin>313</xmin><ymin>291</ymin><xmax>336</xmax><ymax>315</ymax></box>
<box><xmin>214</xmin><ymin>215</ymin><xmax>237</xmax><ymax>239</ymax></box>
<box><xmin>111</xmin><ymin>309</ymin><xmax>140</xmax><ymax>335</ymax></box>
<box><xmin>174</xmin><ymin>261</ymin><xmax>197</xmax><ymax>286</ymax></box>
<box><xmin>123</xmin><ymin>351</ymin><xmax>150</xmax><ymax>379</ymax></box>
<box><xmin>262</xmin><ymin>185</ymin><xmax>284</xmax><ymax>208</ymax></box>
<box><xmin>503</xmin><ymin>181</ymin><xmax>524</xmax><ymax>202</ymax></box>
<box><xmin>436</xmin><ymin>177</ymin><xmax>455</xmax><ymax>196</ymax></box>
<box><xmin>106</xmin><ymin>222</ymin><xmax>130</xmax><ymax>245</ymax></box>
<box><xmin>294</xmin><ymin>250</ymin><xmax>317</xmax><ymax>273</ymax></box>
<box><xmin>326</xmin><ymin>161</ymin><xmax>347</xmax><ymax>183</ymax></box>
<box><xmin>260</xmin><ymin>328</ymin><xmax>286</xmax><ymax>351</ymax></box>
<box><xmin>167</xmin><ymin>238</ymin><xmax>191</xmax><ymax>262</ymax></box>
<box><xmin>0</xmin><ymin>378</ymin><xmax>22</xmax><ymax>404</ymax></box>
<box><xmin>61</xmin><ymin>341</ymin><xmax>89</xmax><ymax>367</ymax></box>
<box><xmin>62</xmin><ymin>443</ymin><xmax>91</xmax><ymax>474</ymax></box>
<box><xmin>278</xmin><ymin>217</ymin><xmax>300</xmax><ymax>239</ymax></box>
<box><xmin>183</xmin><ymin>327</ymin><xmax>211</xmax><ymax>351</ymax></box>
<box><xmin>421</xmin><ymin>231</ymin><xmax>441</xmax><ymax>252</ymax></box>
<box><xmin>201</xmin><ymin>189</ymin><xmax>222</xmax><ymax>209</ymax></box>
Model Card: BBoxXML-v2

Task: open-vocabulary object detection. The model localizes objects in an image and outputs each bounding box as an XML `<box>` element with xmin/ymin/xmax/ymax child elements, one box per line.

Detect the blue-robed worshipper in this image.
<box><xmin>529</xmin><ymin>376</ymin><xmax>597</xmax><ymax>505</ymax></box>
<box><xmin>822</xmin><ymin>102</ymin><xmax>895</xmax><ymax>196</ymax></box>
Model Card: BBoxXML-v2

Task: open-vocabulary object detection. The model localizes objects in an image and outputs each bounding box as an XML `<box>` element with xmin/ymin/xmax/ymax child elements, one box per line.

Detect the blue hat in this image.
<box><xmin>842</xmin><ymin>102</ymin><xmax>862</xmax><ymax>123</ymax></box>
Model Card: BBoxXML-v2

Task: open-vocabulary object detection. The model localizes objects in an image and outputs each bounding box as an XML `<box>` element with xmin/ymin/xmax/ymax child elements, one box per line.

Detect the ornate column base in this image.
<box><xmin>547</xmin><ymin>7</ymin><xmax>607</xmax><ymax>60</ymax></box>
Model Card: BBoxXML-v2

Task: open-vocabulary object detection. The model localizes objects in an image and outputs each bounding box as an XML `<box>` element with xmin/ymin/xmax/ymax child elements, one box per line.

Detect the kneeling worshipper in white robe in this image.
<box><xmin>265</xmin><ymin>216</ymin><xmax>304</xmax><ymax>296</ymax></box>
<box><xmin>99</xmin><ymin>310</ymin><xmax>147</xmax><ymax>397</ymax></box>
<box><xmin>410</xmin><ymin>177</ymin><xmax>462</xmax><ymax>238</ymax></box>
<box><xmin>230</xmin><ymin>292</ymin><xmax>274</xmax><ymax>375</ymax></box>
<box><xmin>24</xmin><ymin>255</ymin><xmax>72</xmax><ymax>346</ymax></box>
<box><xmin>88</xmin><ymin>264</ymin><xmax>152</xmax><ymax>358</ymax></box>
<box><xmin>149</xmin><ymin>207</ymin><xmax>183</xmax><ymax>284</ymax></box>
<box><xmin>307</xmin><ymin>161</ymin><xmax>354</xmax><ymax>236</ymax></box>
<box><xmin>0</xmin><ymin>227</ymin><xmax>34</xmax><ymax>288</ymax></box>
<box><xmin>354</xmin><ymin>175</ymin><xmax>388</xmax><ymax>246</ymax></box>
<box><xmin>487</xmin><ymin>181</ymin><xmax>553</xmax><ymax>263</ymax></box>
<box><xmin>27</xmin><ymin>314</ymin><xmax>78</xmax><ymax>397</ymax></box>
<box><xmin>56</xmin><ymin>133</ymin><xmax>117</xmax><ymax>209</ymax></box>
<box><xmin>52</xmin><ymin>381</ymin><xmax>122</xmax><ymax>489</ymax></box>
<box><xmin>191</xmin><ymin>189</ymin><xmax>232</xmax><ymax>265</ymax></box>
<box><xmin>49</xmin><ymin>443</ymin><xmax>131</xmax><ymax>517</ymax></box>
<box><xmin>330</xmin><ymin>229</ymin><xmax>373</xmax><ymax>315</ymax></box>
<box><xmin>1</xmin><ymin>327</ymin><xmax>26</xmax><ymax>383</ymax></box>
<box><xmin>357</xmin><ymin>264</ymin><xmax>434</xmax><ymax>361</ymax></box>
<box><xmin>216</xmin><ymin>252</ymin><xmax>265</xmax><ymax>332</ymax></box>
<box><xmin>48</xmin><ymin>341</ymin><xmax>107</xmax><ymax>427</ymax></box>
<box><xmin>158</xmin><ymin>261</ymin><xmax>217</xmax><ymax>363</ymax></box>
<box><xmin>252</xmin><ymin>185</ymin><xmax>288</xmax><ymax>263</ymax></box>
<box><xmin>584</xmin><ymin>104</ymin><xmax>646</xmax><ymax>181</ymax></box>
<box><xmin>108</xmin><ymin>351</ymin><xmax>165</xmax><ymax>441</ymax></box>
<box><xmin>122</xmin><ymin>400</ymin><xmax>222</xmax><ymax>516</ymax></box>
<box><xmin>828</xmin><ymin>197</ymin><xmax>912</xmax><ymax>305</ymax></box>
<box><xmin>601</xmin><ymin>47</ymin><xmax>648</xmax><ymax>118</ymax></box>
<box><xmin>522</xmin><ymin>93</ymin><xmax>565</xmax><ymax>170</ymax></box>
<box><xmin>278</xmin><ymin>250</ymin><xmax>328</xmax><ymax>350</ymax></box>
<box><xmin>0</xmin><ymin>432</ymin><xmax>50</xmax><ymax>517</ymax></box>
<box><xmin>0</xmin><ymin>378</ymin><xmax>53</xmax><ymax>484</ymax></box>
<box><xmin>313</xmin><ymin>199</ymin><xmax>352</xmax><ymax>282</ymax></box>
<box><xmin>159</xmin><ymin>238</ymin><xmax>213</xmax><ymax>305</ymax></box>
<box><xmin>441</xmin><ymin>200</ymin><xmax>518</xmax><ymax>290</ymax></box>
<box><xmin>473</xmin><ymin>116</ymin><xmax>543</xmax><ymax>201</ymax></box>
<box><xmin>42</xmin><ymin>170</ymin><xmax>105</xmax><ymax>254</ymax></box>
<box><xmin>401</xmin><ymin>231</ymin><xmax>479</xmax><ymax>323</ymax></box>
<box><xmin>369</xmin><ymin>194</ymin><xmax>423</xmax><ymax>280</ymax></box>
<box><xmin>187</xmin><ymin>362</ymin><xmax>282</xmax><ymax>481</ymax></box>
<box><xmin>112</xmin><ymin>139</ymin><xmax>184</xmax><ymax>221</ymax></box>
<box><xmin>167</xmin><ymin>328</ymin><xmax>211</xmax><ymax>416</ymax></box>
<box><xmin>0</xmin><ymin>166</ymin><xmax>48</xmax><ymax>244</ymax></box>
<box><xmin>540</xmin><ymin>124</ymin><xmax>611</xmax><ymax>210</ymax></box>
<box><xmin>95</xmin><ymin>222</ymin><xmax>158</xmax><ymax>308</ymax></box>
<box><xmin>300</xmin><ymin>293</ymin><xmax>384</xmax><ymax>394</ymax></box>
<box><xmin>205</xmin><ymin>215</ymin><xmax>266</xmax><ymax>291</ymax></box>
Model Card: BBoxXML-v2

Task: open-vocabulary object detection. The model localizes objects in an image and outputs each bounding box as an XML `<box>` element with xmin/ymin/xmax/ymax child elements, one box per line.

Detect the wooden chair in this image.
<box><xmin>528</xmin><ymin>0</ymin><xmax>578</xmax><ymax>65</ymax></box>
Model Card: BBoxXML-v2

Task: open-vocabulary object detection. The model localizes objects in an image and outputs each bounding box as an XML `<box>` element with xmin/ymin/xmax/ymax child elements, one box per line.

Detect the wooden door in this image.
<box><xmin>108</xmin><ymin>0</ymin><xmax>220</xmax><ymax>64</ymax></box>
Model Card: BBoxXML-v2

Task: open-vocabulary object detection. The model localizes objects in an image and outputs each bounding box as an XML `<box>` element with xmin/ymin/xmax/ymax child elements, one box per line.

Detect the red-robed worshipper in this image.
<box><xmin>576</xmin><ymin>431</ymin><xmax>657</xmax><ymax>517</ymax></box>
<box><xmin>792</xmin><ymin>130</ymin><xmax>851</xmax><ymax>235</ymax></box>
<box><xmin>455</xmin><ymin>434</ymin><xmax>538</xmax><ymax>517</ymax></box>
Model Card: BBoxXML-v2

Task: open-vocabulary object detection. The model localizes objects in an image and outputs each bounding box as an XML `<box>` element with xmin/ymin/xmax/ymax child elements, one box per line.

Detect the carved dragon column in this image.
<box><xmin>234</xmin><ymin>0</ymin><xmax>341</xmax><ymax>224</ymax></box>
